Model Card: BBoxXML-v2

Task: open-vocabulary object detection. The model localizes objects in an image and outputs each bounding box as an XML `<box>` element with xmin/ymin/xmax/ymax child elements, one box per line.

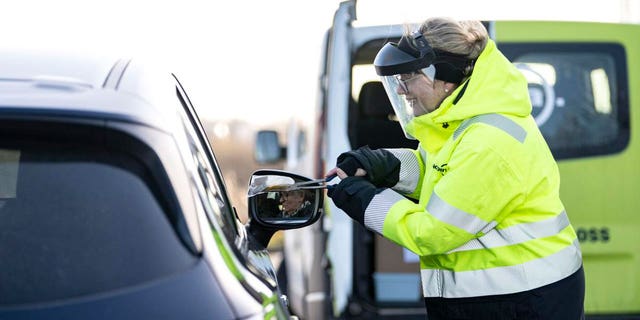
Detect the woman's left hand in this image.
<box><xmin>326</xmin><ymin>166</ymin><xmax>367</xmax><ymax>180</ymax></box>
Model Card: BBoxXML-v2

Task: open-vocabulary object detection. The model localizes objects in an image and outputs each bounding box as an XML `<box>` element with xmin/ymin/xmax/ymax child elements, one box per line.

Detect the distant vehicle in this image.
<box><xmin>0</xmin><ymin>50</ymin><xmax>324</xmax><ymax>319</ymax></box>
<box><xmin>256</xmin><ymin>0</ymin><xmax>640</xmax><ymax>318</ymax></box>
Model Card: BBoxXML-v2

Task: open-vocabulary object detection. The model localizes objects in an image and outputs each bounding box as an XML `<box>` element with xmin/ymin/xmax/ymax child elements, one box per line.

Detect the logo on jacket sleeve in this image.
<box><xmin>432</xmin><ymin>163</ymin><xmax>448</xmax><ymax>175</ymax></box>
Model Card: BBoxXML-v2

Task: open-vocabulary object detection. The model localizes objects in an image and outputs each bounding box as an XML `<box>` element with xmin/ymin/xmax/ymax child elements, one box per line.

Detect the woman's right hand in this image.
<box><xmin>334</xmin><ymin>146</ymin><xmax>401</xmax><ymax>188</ymax></box>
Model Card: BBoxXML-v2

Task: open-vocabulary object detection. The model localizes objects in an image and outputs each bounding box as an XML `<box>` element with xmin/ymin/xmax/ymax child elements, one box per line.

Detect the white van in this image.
<box><xmin>256</xmin><ymin>1</ymin><xmax>640</xmax><ymax>318</ymax></box>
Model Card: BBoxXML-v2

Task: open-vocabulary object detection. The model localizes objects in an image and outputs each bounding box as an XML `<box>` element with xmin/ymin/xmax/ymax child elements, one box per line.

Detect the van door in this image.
<box><xmin>495</xmin><ymin>21</ymin><xmax>640</xmax><ymax>316</ymax></box>
<box><xmin>321</xmin><ymin>1</ymin><xmax>358</xmax><ymax>318</ymax></box>
<box><xmin>282</xmin><ymin>1</ymin><xmax>358</xmax><ymax>319</ymax></box>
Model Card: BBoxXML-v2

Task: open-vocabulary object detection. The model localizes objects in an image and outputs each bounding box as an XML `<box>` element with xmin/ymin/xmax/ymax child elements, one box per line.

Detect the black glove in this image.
<box><xmin>336</xmin><ymin>146</ymin><xmax>401</xmax><ymax>188</ymax></box>
<box><xmin>327</xmin><ymin>176</ymin><xmax>380</xmax><ymax>225</ymax></box>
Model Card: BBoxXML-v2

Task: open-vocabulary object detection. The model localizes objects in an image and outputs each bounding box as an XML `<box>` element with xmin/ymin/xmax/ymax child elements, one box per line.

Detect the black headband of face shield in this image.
<box><xmin>398</xmin><ymin>31</ymin><xmax>433</xmax><ymax>59</ymax></box>
<box><xmin>374</xmin><ymin>31</ymin><xmax>475</xmax><ymax>84</ymax></box>
<box><xmin>432</xmin><ymin>49</ymin><xmax>475</xmax><ymax>84</ymax></box>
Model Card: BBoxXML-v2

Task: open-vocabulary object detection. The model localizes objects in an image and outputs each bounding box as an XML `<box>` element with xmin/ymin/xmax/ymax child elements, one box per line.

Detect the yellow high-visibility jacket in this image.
<box><xmin>365</xmin><ymin>40</ymin><xmax>582</xmax><ymax>298</ymax></box>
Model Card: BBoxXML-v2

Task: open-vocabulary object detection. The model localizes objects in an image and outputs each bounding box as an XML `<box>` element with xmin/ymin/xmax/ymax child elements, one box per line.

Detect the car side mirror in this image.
<box><xmin>254</xmin><ymin>130</ymin><xmax>285</xmax><ymax>164</ymax></box>
<box><xmin>246</xmin><ymin>169</ymin><xmax>324</xmax><ymax>248</ymax></box>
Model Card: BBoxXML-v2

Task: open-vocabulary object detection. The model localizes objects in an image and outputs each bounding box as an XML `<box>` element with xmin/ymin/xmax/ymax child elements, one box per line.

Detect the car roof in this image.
<box><xmin>0</xmin><ymin>49</ymin><xmax>180</xmax><ymax>132</ymax></box>
<box><xmin>1</xmin><ymin>50</ymin><xmax>118</xmax><ymax>87</ymax></box>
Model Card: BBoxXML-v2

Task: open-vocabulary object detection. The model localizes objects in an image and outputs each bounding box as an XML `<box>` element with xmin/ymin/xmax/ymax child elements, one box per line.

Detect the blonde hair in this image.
<box><xmin>414</xmin><ymin>18</ymin><xmax>488</xmax><ymax>60</ymax></box>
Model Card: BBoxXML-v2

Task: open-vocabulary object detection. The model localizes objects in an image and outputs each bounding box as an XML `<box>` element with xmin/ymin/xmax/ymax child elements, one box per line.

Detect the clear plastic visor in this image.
<box><xmin>379</xmin><ymin>66</ymin><xmax>435</xmax><ymax>140</ymax></box>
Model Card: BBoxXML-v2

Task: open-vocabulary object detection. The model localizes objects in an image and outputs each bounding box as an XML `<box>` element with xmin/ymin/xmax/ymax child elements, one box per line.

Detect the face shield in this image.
<box><xmin>378</xmin><ymin>66</ymin><xmax>436</xmax><ymax>139</ymax></box>
<box><xmin>374</xmin><ymin>31</ymin><xmax>437</xmax><ymax>140</ymax></box>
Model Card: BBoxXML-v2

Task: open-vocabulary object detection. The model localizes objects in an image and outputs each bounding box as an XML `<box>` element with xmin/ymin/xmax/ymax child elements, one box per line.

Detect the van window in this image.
<box><xmin>501</xmin><ymin>43</ymin><xmax>629</xmax><ymax>159</ymax></box>
<box><xmin>0</xmin><ymin>143</ymin><xmax>196</xmax><ymax>305</ymax></box>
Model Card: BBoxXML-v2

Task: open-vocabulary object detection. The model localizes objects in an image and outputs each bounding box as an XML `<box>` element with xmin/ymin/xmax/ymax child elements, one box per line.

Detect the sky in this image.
<box><xmin>2</xmin><ymin>0</ymin><xmax>638</xmax><ymax>125</ymax></box>
<box><xmin>1</xmin><ymin>0</ymin><xmax>340</xmax><ymax>125</ymax></box>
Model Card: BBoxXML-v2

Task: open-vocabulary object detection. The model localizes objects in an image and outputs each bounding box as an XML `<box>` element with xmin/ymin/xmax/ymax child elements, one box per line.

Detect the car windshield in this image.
<box><xmin>0</xmin><ymin>141</ymin><xmax>196</xmax><ymax>305</ymax></box>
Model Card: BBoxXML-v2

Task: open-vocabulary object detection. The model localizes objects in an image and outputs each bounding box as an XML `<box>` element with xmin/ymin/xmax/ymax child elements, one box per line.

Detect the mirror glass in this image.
<box><xmin>248</xmin><ymin>174</ymin><xmax>321</xmax><ymax>224</ymax></box>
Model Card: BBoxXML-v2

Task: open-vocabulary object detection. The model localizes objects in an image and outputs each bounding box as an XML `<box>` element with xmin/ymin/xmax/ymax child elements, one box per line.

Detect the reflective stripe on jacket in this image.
<box><xmin>362</xmin><ymin>39</ymin><xmax>582</xmax><ymax>298</ymax></box>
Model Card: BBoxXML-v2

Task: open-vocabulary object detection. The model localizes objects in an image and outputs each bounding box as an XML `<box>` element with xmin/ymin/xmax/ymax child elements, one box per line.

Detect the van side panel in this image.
<box><xmin>495</xmin><ymin>21</ymin><xmax>640</xmax><ymax>315</ymax></box>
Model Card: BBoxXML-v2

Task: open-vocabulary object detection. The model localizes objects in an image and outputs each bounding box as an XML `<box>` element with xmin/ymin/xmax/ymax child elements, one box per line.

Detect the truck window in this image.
<box><xmin>501</xmin><ymin>43</ymin><xmax>629</xmax><ymax>159</ymax></box>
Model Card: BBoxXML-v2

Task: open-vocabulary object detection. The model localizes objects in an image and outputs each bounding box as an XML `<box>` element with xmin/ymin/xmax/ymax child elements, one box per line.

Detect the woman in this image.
<box><xmin>327</xmin><ymin>17</ymin><xmax>584</xmax><ymax>319</ymax></box>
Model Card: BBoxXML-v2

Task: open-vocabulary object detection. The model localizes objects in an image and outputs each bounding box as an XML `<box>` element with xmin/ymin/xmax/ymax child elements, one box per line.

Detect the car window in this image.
<box><xmin>0</xmin><ymin>142</ymin><xmax>196</xmax><ymax>305</ymax></box>
<box><xmin>173</xmin><ymin>81</ymin><xmax>240</xmax><ymax>243</ymax></box>
<box><xmin>501</xmin><ymin>43</ymin><xmax>629</xmax><ymax>159</ymax></box>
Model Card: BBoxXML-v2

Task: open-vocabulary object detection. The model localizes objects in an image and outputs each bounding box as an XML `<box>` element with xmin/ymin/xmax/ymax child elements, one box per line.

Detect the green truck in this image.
<box><xmin>497</xmin><ymin>20</ymin><xmax>640</xmax><ymax>316</ymax></box>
